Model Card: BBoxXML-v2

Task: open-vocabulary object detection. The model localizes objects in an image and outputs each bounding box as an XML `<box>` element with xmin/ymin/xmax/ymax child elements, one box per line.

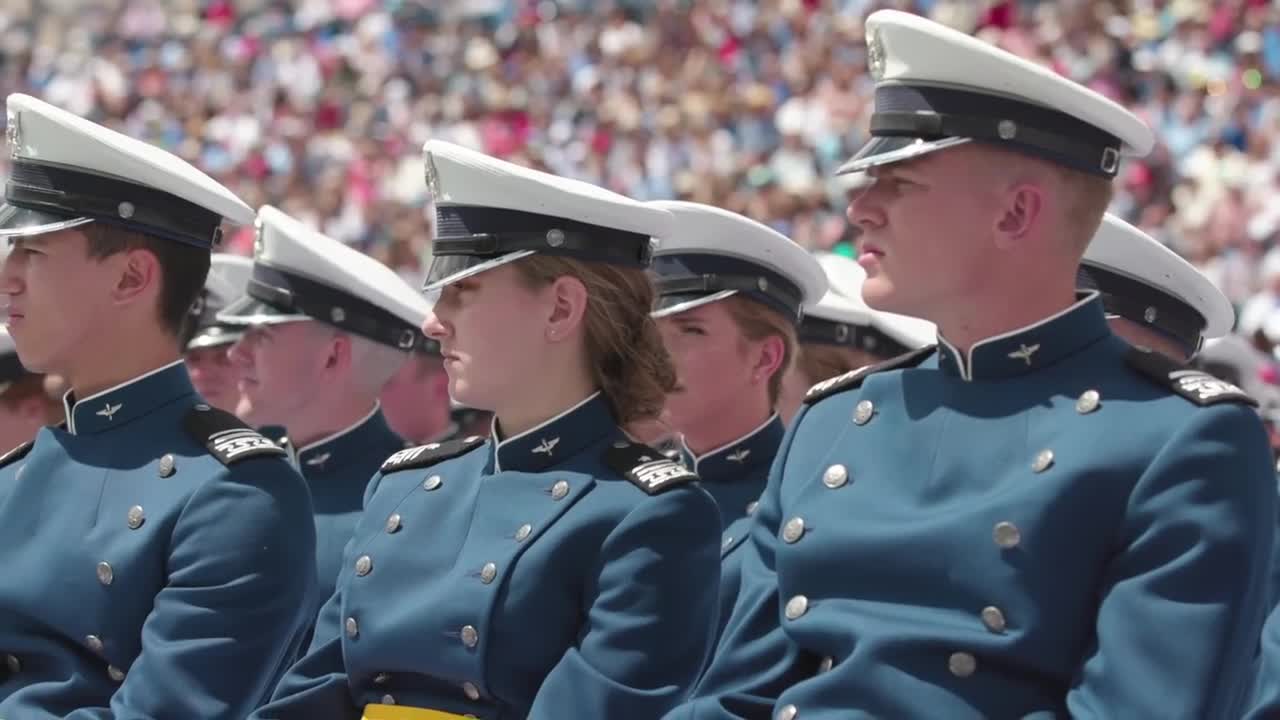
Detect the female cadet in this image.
<box><xmin>778</xmin><ymin>253</ymin><xmax>937</xmax><ymax>423</ymax></box>
<box><xmin>646</xmin><ymin>200</ymin><xmax>826</xmax><ymax>644</ymax></box>
<box><xmin>254</xmin><ymin>141</ymin><xmax>722</xmax><ymax>720</ymax></box>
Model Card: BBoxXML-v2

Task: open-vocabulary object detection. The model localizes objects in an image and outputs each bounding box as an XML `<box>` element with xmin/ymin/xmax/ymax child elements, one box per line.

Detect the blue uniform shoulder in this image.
<box><xmin>804</xmin><ymin>345</ymin><xmax>937</xmax><ymax>405</ymax></box>
<box><xmin>603</xmin><ymin>440</ymin><xmax>699</xmax><ymax>495</ymax></box>
<box><xmin>1125</xmin><ymin>346</ymin><xmax>1257</xmax><ymax>408</ymax></box>
<box><xmin>380</xmin><ymin>435</ymin><xmax>486</xmax><ymax>474</ymax></box>
<box><xmin>183</xmin><ymin>405</ymin><xmax>289</xmax><ymax>465</ymax></box>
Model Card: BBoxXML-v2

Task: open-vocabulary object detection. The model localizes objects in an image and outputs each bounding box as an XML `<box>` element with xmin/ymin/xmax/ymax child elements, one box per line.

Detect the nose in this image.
<box><xmin>846</xmin><ymin>180</ymin><xmax>887</xmax><ymax>232</ymax></box>
<box><xmin>226</xmin><ymin>335</ymin><xmax>253</xmax><ymax>369</ymax></box>
<box><xmin>423</xmin><ymin>310</ymin><xmax>449</xmax><ymax>341</ymax></box>
<box><xmin>0</xmin><ymin>245</ymin><xmax>24</xmax><ymax>298</ymax></box>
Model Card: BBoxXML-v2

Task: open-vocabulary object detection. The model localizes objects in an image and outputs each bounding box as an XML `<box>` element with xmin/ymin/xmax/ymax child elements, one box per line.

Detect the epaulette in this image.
<box><xmin>184</xmin><ymin>405</ymin><xmax>289</xmax><ymax>465</ymax></box>
<box><xmin>1127</xmin><ymin>346</ymin><xmax>1258</xmax><ymax>407</ymax></box>
<box><xmin>804</xmin><ymin>345</ymin><xmax>937</xmax><ymax>405</ymax></box>
<box><xmin>381</xmin><ymin>435</ymin><xmax>485</xmax><ymax>473</ymax></box>
<box><xmin>0</xmin><ymin>441</ymin><xmax>32</xmax><ymax>470</ymax></box>
<box><xmin>605</xmin><ymin>440</ymin><xmax>698</xmax><ymax>496</ymax></box>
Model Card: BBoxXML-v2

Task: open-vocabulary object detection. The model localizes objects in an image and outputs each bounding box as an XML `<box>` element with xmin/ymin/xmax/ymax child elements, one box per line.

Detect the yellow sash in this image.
<box><xmin>362</xmin><ymin>703</ymin><xmax>469</xmax><ymax>720</ymax></box>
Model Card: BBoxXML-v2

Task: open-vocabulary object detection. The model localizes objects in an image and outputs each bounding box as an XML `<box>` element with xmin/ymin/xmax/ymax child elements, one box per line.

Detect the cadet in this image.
<box><xmin>648</xmin><ymin>200</ymin><xmax>825</xmax><ymax>652</ymax></box>
<box><xmin>777</xmin><ymin>252</ymin><xmax>935</xmax><ymax>423</ymax></box>
<box><xmin>0</xmin><ymin>328</ymin><xmax>62</xmax><ymax>450</ymax></box>
<box><xmin>1078</xmin><ymin>213</ymin><xmax>1234</xmax><ymax>364</ymax></box>
<box><xmin>0</xmin><ymin>93</ymin><xmax>315</xmax><ymax>717</ymax></box>
<box><xmin>254</xmin><ymin>140</ymin><xmax>721</xmax><ymax>720</ymax></box>
<box><xmin>184</xmin><ymin>252</ymin><xmax>252</xmax><ymax>413</ymax></box>
<box><xmin>670</xmin><ymin>11</ymin><xmax>1273</xmax><ymax>719</ymax></box>
<box><xmin>219</xmin><ymin>205</ymin><xmax>428</xmax><ymax>607</ymax></box>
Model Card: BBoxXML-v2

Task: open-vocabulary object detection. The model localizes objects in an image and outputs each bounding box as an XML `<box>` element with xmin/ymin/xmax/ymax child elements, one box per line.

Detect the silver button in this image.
<box><xmin>818</xmin><ymin>656</ymin><xmax>833</xmax><ymax>673</ymax></box>
<box><xmin>85</xmin><ymin>635</ymin><xmax>104</xmax><ymax>653</ymax></box>
<box><xmin>126</xmin><ymin>505</ymin><xmax>145</xmax><ymax>530</ymax></box>
<box><xmin>460</xmin><ymin>624</ymin><xmax>479</xmax><ymax>648</ymax></box>
<box><xmin>385</xmin><ymin>513</ymin><xmax>402</xmax><ymax>534</ymax></box>
<box><xmin>1076</xmin><ymin>389</ymin><xmax>1101</xmax><ymax>414</ymax></box>
<box><xmin>345</xmin><ymin>617</ymin><xmax>359</xmax><ymax>638</ymax></box>
<box><xmin>381</xmin><ymin>693</ymin><xmax>396</xmax><ymax>705</ymax></box>
<box><xmin>997</xmin><ymin>119</ymin><xmax>1018</xmax><ymax>140</ymax></box>
<box><xmin>96</xmin><ymin>561</ymin><xmax>114</xmax><ymax>586</ymax></box>
<box><xmin>948</xmin><ymin>651</ymin><xmax>977</xmax><ymax>677</ymax></box>
<box><xmin>782</xmin><ymin>517</ymin><xmax>806</xmax><ymax>544</ymax></box>
<box><xmin>355</xmin><ymin>555</ymin><xmax>373</xmax><ymax>576</ymax></box>
<box><xmin>422</xmin><ymin>475</ymin><xmax>443</xmax><ymax>491</ymax></box>
<box><xmin>993</xmin><ymin>522</ymin><xmax>1021</xmax><ymax>549</ymax></box>
<box><xmin>515</xmin><ymin>523</ymin><xmax>532</xmax><ymax>542</ymax></box>
<box><xmin>1144</xmin><ymin>306</ymin><xmax>1158</xmax><ymax>324</ymax></box>
<box><xmin>777</xmin><ymin>704</ymin><xmax>798</xmax><ymax>720</ymax></box>
<box><xmin>331</xmin><ymin>307</ymin><xmax>346</xmax><ymax>323</ymax></box>
<box><xmin>462</xmin><ymin>681</ymin><xmax>481</xmax><ymax>700</ymax></box>
<box><xmin>1031</xmin><ymin>449</ymin><xmax>1054</xmax><ymax>473</ymax></box>
<box><xmin>981</xmin><ymin>606</ymin><xmax>1007</xmax><ymax>634</ymax></box>
<box><xmin>4</xmin><ymin>654</ymin><xmax>19</xmax><ymax>673</ymax></box>
<box><xmin>551</xmin><ymin>480</ymin><xmax>569</xmax><ymax>500</ymax></box>
<box><xmin>107</xmin><ymin>665</ymin><xmax>125</xmax><ymax>682</ymax></box>
<box><xmin>784</xmin><ymin>594</ymin><xmax>809</xmax><ymax>620</ymax></box>
<box><xmin>822</xmin><ymin>464</ymin><xmax>848</xmax><ymax>489</ymax></box>
<box><xmin>117</xmin><ymin>202</ymin><xmax>135</xmax><ymax>219</ymax></box>
<box><xmin>480</xmin><ymin>562</ymin><xmax>498</xmax><ymax>584</ymax></box>
<box><xmin>373</xmin><ymin>672</ymin><xmax>391</xmax><ymax>685</ymax></box>
<box><xmin>745</xmin><ymin>500</ymin><xmax>759</xmax><ymax>516</ymax></box>
<box><xmin>853</xmin><ymin>400</ymin><xmax>875</xmax><ymax>425</ymax></box>
<box><xmin>157</xmin><ymin>453</ymin><xmax>175</xmax><ymax>478</ymax></box>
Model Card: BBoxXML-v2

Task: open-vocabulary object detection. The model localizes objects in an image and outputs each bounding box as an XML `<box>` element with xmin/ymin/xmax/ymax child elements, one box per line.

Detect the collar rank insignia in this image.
<box><xmin>305</xmin><ymin>452</ymin><xmax>331</xmax><ymax>467</ymax></box>
<box><xmin>97</xmin><ymin>402</ymin><xmax>123</xmax><ymax>421</ymax></box>
<box><xmin>532</xmin><ymin>437</ymin><xmax>560</xmax><ymax>456</ymax></box>
<box><xmin>381</xmin><ymin>435</ymin><xmax>485</xmax><ymax>474</ymax></box>
<box><xmin>1007</xmin><ymin>343</ymin><xmax>1040</xmax><ymax>366</ymax></box>
<box><xmin>605</xmin><ymin>440</ymin><xmax>698</xmax><ymax>496</ymax></box>
<box><xmin>184</xmin><ymin>405</ymin><xmax>288</xmax><ymax>465</ymax></box>
<box><xmin>727</xmin><ymin>448</ymin><xmax>751</xmax><ymax>463</ymax></box>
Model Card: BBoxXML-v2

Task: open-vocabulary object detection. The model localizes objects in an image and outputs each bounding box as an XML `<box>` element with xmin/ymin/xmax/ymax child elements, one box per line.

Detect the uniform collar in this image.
<box><xmin>681</xmin><ymin>414</ymin><xmax>784</xmax><ymax>482</ymax></box>
<box><xmin>295</xmin><ymin>403</ymin><xmax>390</xmax><ymax>472</ymax></box>
<box><xmin>63</xmin><ymin>359</ymin><xmax>193</xmax><ymax>435</ymax></box>
<box><xmin>492</xmin><ymin>391</ymin><xmax>615</xmax><ymax>473</ymax></box>
<box><xmin>936</xmin><ymin>291</ymin><xmax>1108</xmax><ymax>382</ymax></box>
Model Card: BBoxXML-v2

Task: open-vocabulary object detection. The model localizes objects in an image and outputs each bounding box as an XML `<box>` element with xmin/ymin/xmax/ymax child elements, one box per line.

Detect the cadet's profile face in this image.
<box><xmin>0</xmin><ymin>229</ymin><xmax>120</xmax><ymax>375</ymax></box>
<box><xmin>847</xmin><ymin>147</ymin><xmax>999</xmax><ymax>319</ymax></box>
<box><xmin>657</xmin><ymin>301</ymin><xmax>760</xmax><ymax>435</ymax></box>
<box><xmin>185</xmin><ymin>344</ymin><xmax>241</xmax><ymax>414</ymax></box>
<box><xmin>226</xmin><ymin>320</ymin><xmax>336</xmax><ymax>427</ymax></box>
<box><xmin>423</xmin><ymin>263</ymin><xmax>549</xmax><ymax>412</ymax></box>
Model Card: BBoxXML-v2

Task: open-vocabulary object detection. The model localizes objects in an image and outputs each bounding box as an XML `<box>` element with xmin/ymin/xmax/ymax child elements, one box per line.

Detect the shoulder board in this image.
<box><xmin>804</xmin><ymin>345</ymin><xmax>937</xmax><ymax>405</ymax></box>
<box><xmin>184</xmin><ymin>405</ymin><xmax>289</xmax><ymax>465</ymax></box>
<box><xmin>0</xmin><ymin>440</ymin><xmax>32</xmax><ymax>470</ymax></box>
<box><xmin>381</xmin><ymin>435</ymin><xmax>486</xmax><ymax>473</ymax></box>
<box><xmin>605</xmin><ymin>440</ymin><xmax>699</xmax><ymax>496</ymax></box>
<box><xmin>1126</xmin><ymin>347</ymin><xmax>1258</xmax><ymax>408</ymax></box>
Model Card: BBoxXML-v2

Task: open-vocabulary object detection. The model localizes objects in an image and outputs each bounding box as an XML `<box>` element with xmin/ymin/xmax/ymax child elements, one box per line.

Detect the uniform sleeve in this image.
<box><xmin>664</xmin><ymin>408</ymin><xmax>814</xmax><ymax>720</ymax></box>
<box><xmin>1247</xmin><ymin>607</ymin><xmax>1280</xmax><ymax>719</ymax></box>
<box><xmin>1067</xmin><ymin>404</ymin><xmax>1276</xmax><ymax>719</ymax></box>
<box><xmin>252</xmin><ymin>472</ymin><xmax>391</xmax><ymax>720</ymax></box>
<box><xmin>64</xmin><ymin>458</ymin><xmax>318</xmax><ymax>720</ymax></box>
<box><xmin>526</xmin><ymin>482</ymin><xmax>722</xmax><ymax>720</ymax></box>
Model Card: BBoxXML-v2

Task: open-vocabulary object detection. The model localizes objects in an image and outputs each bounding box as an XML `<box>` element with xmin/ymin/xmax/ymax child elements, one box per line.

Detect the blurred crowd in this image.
<box><xmin>4</xmin><ymin>0</ymin><xmax>1280</xmax><ymax>343</ymax></box>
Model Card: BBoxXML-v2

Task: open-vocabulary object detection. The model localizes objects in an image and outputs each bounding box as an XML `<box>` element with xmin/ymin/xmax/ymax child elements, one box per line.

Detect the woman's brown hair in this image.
<box><xmin>721</xmin><ymin>295</ymin><xmax>798</xmax><ymax>408</ymax></box>
<box><xmin>514</xmin><ymin>256</ymin><xmax>676</xmax><ymax>425</ymax></box>
<box><xmin>794</xmin><ymin>344</ymin><xmax>881</xmax><ymax>390</ymax></box>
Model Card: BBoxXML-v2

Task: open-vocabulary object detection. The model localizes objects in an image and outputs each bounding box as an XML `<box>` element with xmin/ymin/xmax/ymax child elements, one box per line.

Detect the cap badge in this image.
<box><xmin>867</xmin><ymin>27</ymin><xmax>886</xmax><ymax>81</ymax></box>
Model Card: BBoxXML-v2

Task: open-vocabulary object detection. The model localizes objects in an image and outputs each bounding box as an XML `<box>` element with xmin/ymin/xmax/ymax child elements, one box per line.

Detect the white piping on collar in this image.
<box><xmin>937</xmin><ymin>290</ymin><xmax>1099</xmax><ymax>382</ymax></box>
<box><xmin>64</xmin><ymin>358</ymin><xmax>186</xmax><ymax>435</ymax></box>
<box><xmin>683</xmin><ymin>413</ymin><xmax>779</xmax><ymax>474</ymax></box>
<box><xmin>295</xmin><ymin>401</ymin><xmax>382</xmax><ymax>457</ymax></box>
<box><xmin>492</xmin><ymin>390</ymin><xmax>602</xmax><ymax>473</ymax></box>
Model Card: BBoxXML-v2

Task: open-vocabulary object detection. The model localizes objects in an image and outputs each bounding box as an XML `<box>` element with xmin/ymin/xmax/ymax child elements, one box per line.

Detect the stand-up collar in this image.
<box><xmin>492</xmin><ymin>391</ymin><xmax>615</xmax><ymax>473</ymax></box>
<box><xmin>936</xmin><ymin>292</ymin><xmax>1109</xmax><ymax>382</ymax></box>
<box><xmin>680</xmin><ymin>414</ymin><xmax>784</xmax><ymax>482</ymax></box>
<box><xmin>294</xmin><ymin>403</ymin><xmax>389</xmax><ymax>471</ymax></box>
<box><xmin>63</xmin><ymin>360</ymin><xmax>193</xmax><ymax>435</ymax></box>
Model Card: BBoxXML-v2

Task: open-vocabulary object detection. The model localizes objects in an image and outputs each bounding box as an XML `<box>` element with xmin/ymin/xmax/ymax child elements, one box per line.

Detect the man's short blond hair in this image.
<box><xmin>1051</xmin><ymin>165</ymin><xmax>1115</xmax><ymax>255</ymax></box>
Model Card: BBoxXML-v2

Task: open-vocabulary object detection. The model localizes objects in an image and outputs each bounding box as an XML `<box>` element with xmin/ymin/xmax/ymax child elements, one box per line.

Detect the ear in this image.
<box><xmin>993</xmin><ymin>183</ymin><xmax>1045</xmax><ymax>250</ymax></box>
<box><xmin>324</xmin><ymin>332</ymin><xmax>354</xmax><ymax>374</ymax></box>
<box><xmin>750</xmin><ymin>334</ymin><xmax>787</xmax><ymax>386</ymax></box>
<box><xmin>544</xmin><ymin>275</ymin><xmax>589</xmax><ymax>343</ymax></box>
<box><xmin>111</xmin><ymin>248</ymin><xmax>161</xmax><ymax>306</ymax></box>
